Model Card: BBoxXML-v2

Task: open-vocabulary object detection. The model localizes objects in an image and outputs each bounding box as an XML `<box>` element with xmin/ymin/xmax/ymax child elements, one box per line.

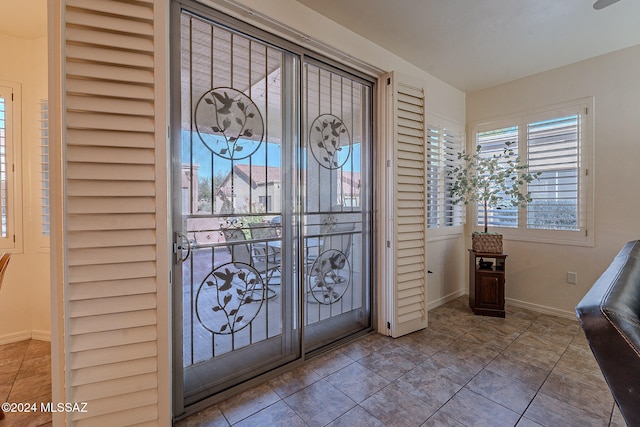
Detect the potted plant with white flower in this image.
<box><xmin>449</xmin><ymin>141</ymin><xmax>540</xmax><ymax>253</ymax></box>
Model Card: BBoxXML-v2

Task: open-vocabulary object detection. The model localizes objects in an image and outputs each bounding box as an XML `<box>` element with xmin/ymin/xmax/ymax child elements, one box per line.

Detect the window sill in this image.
<box><xmin>473</xmin><ymin>227</ymin><xmax>594</xmax><ymax>248</ymax></box>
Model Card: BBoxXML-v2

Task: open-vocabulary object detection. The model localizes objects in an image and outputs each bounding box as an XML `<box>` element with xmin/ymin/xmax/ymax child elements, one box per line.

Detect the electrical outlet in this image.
<box><xmin>567</xmin><ymin>272</ymin><xmax>577</xmax><ymax>285</ymax></box>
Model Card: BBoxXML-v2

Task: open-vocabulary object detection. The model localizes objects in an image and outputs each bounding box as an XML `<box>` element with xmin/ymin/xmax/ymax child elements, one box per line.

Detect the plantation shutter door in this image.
<box><xmin>59</xmin><ymin>1</ymin><xmax>166</xmax><ymax>425</ymax></box>
<box><xmin>386</xmin><ymin>72</ymin><xmax>428</xmax><ymax>338</ymax></box>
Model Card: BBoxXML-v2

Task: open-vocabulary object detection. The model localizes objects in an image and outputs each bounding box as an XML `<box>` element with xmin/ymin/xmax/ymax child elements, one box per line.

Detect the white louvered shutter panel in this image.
<box><xmin>526</xmin><ymin>114</ymin><xmax>582</xmax><ymax>231</ymax></box>
<box><xmin>386</xmin><ymin>72</ymin><xmax>428</xmax><ymax>338</ymax></box>
<box><xmin>427</xmin><ymin>120</ymin><xmax>465</xmax><ymax>229</ymax></box>
<box><xmin>426</xmin><ymin>125</ymin><xmax>440</xmax><ymax>229</ymax></box>
<box><xmin>441</xmin><ymin>125</ymin><xmax>465</xmax><ymax>228</ymax></box>
<box><xmin>476</xmin><ymin>126</ymin><xmax>520</xmax><ymax>228</ymax></box>
<box><xmin>60</xmin><ymin>1</ymin><xmax>162</xmax><ymax>425</ymax></box>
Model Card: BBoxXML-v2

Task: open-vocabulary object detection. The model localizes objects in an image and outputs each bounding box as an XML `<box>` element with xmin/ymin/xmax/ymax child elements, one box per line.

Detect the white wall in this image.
<box><xmin>426</xmin><ymin>236</ymin><xmax>466</xmax><ymax>309</ymax></box>
<box><xmin>0</xmin><ymin>32</ymin><xmax>50</xmax><ymax>342</ymax></box>
<box><xmin>467</xmin><ymin>44</ymin><xmax>640</xmax><ymax>317</ymax></box>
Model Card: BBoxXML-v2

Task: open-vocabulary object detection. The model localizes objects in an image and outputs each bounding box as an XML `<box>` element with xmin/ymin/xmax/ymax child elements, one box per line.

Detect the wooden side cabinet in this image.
<box><xmin>469</xmin><ymin>250</ymin><xmax>507</xmax><ymax>317</ymax></box>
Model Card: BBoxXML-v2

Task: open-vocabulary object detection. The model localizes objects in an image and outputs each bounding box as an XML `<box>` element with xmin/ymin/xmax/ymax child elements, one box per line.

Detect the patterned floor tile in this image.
<box><xmin>325</xmin><ymin>361</ymin><xmax>389</xmax><ymax>403</ymax></box>
<box><xmin>284</xmin><ymin>379</ymin><xmax>356</xmax><ymax>427</ymax></box>
<box><xmin>217</xmin><ymin>383</ymin><xmax>280</xmax><ymax>425</ymax></box>
<box><xmin>524</xmin><ymin>392</ymin><xmax>609</xmax><ymax>427</ymax></box>
<box><xmin>440</xmin><ymin>388</ymin><xmax>520</xmax><ymax>427</ymax></box>
<box><xmin>360</xmin><ymin>384</ymin><xmax>437</xmax><ymax>427</ymax></box>
<box><xmin>466</xmin><ymin>368</ymin><xmax>537</xmax><ymax>414</ymax></box>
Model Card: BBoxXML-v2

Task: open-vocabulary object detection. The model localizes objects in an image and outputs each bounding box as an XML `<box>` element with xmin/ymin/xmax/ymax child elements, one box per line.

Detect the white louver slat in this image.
<box><xmin>386</xmin><ymin>72</ymin><xmax>428</xmax><ymax>338</ymax></box>
<box><xmin>59</xmin><ymin>0</ymin><xmax>163</xmax><ymax>424</ymax></box>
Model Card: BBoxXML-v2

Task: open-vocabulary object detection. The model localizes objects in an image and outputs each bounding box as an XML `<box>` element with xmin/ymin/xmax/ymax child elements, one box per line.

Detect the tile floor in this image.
<box><xmin>177</xmin><ymin>296</ymin><xmax>627</xmax><ymax>427</ymax></box>
<box><xmin>0</xmin><ymin>298</ymin><xmax>628</xmax><ymax>427</ymax></box>
<box><xmin>0</xmin><ymin>339</ymin><xmax>52</xmax><ymax>427</ymax></box>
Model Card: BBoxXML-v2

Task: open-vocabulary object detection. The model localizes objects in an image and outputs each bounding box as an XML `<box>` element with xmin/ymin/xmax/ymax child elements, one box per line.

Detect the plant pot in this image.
<box><xmin>472</xmin><ymin>232</ymin><xmax>503</xmax><ymax>254</ymax></box>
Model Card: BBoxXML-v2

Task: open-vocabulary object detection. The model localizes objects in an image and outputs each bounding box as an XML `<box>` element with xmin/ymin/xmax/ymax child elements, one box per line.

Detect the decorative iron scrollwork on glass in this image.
<box><xmin>309</xmin><ymin>114</ymin><xmax>351</xmax><ymax>170</ymax></box>
<box><xmin>194</xmin><ymin>87</ymin><xmax>264</xmax><ymax>160</ymax></box>
<box><xmin>308</xmin><ymin>249</ymin><xmax>351</xmax><ymax>305</ymax></box>
<box><xmin>195</xmin><ymin>262</ymin><xmax>266</xmax><ymax>335</ymax></box>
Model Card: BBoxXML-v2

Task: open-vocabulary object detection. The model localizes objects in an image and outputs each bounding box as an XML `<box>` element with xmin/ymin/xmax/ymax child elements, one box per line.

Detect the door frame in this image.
<box><xmin>170</xmin><ymin>0</ymin><xmax>379</xmax><ymax>417</ymax></box>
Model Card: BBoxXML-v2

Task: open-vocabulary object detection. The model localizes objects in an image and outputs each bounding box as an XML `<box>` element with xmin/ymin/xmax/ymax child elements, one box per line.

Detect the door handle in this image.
<box><xmin>175</xmin><ymin>232</ymin><xmax>191</xmax><ymax>263</ymax></box>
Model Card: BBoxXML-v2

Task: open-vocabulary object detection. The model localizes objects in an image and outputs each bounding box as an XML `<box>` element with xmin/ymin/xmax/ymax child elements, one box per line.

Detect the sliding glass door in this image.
<box><xmin>172</xmin><ymin>3</ymin><xmax>373</xmax><ymax>412</ymax></box>
<box><xmin>302</xmin><ymin>61</ymin><xmax>372</xmax><ymax>352</ymax></box>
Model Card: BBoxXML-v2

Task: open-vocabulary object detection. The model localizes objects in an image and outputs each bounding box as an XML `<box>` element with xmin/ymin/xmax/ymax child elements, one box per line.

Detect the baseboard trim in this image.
<box><xmin>506</xmin><ymin>297</ymin><xmax>577</xmax><ymax>321</ymax></box>
<box><xmin>0</xmin><ymin>331</ymin><xmax>32</xmax><ymax>345</ymax></box>
<box><xmin>31</xmin><ymin>330</ymin><xmax>51</xmax><ymax>341</ymax></box>
<box><xmin>0</xmin><ymin>330</ymin><xmax>51</xmax><ymax>345</ymax></box>
<box><xmin>428</xmin><ymin>289</ymin><xmax>466</xmax><ymax>311</ymax></box>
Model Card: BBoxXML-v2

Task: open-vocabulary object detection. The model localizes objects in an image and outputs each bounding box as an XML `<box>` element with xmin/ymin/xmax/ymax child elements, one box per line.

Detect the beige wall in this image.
<box><xmin>0</xmin><ymin>32</ymin><xmax>50</xmax><ymax>342</ymax></box>
<box><xmin>467</xmin><ymin>44</ymin><xmax>640</xmax><ymax>317</ymax></box>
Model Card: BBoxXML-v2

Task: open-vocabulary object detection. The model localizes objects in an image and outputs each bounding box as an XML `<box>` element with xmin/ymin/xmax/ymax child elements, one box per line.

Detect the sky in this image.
<box><xmin>181</xmin><ymin>130</ymin><xmax>361</xmax><ymax>179</ymax></box>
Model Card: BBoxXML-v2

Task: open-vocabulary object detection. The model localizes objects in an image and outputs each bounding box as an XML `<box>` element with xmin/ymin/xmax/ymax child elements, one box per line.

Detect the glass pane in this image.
<box><xmin>303</xmin><ymin>62</ymin><xmax>372</xmax><ymax>352</ymax></box>
<box><xmin>0</xmin><ymin>97</ymin><xmax>6</xmax><ymax>238</ymax></box>
<box><xmin>179</xmin><ymin>12</ymin><xmax>298</xmax><ymax>404</ymax></box>
<box><xmin>476</xmin><ymin>126</ymin><xmax>519</xmax><ymax>228</ymax></box>
<box><xmin>527</xmin><ymin>115</ymin><xmax>580</xmax><ymax>231</ymax></box>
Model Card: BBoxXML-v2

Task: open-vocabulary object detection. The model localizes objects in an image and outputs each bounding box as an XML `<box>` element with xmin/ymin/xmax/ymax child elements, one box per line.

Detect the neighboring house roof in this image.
<box><xmin>234</xmin><ymin>164</ymin><xmax>281</xmax><ymax>187</ymax></box>
<box><xmin>217</xmin><ymin>165</ymin><xmax>281</xmax><ymax>196</ymax></box>
<box><xmin>217</xmin><ymin>165</ymin><xmax>361</xmax><ymax>196</ymax></box>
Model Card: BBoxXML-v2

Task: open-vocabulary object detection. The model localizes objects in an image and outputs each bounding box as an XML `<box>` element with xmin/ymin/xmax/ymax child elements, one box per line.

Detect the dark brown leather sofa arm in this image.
<box><xmin>576</xmin><ymin>240</ymin><xmax>640</xmax><ymax>427</ymax></box>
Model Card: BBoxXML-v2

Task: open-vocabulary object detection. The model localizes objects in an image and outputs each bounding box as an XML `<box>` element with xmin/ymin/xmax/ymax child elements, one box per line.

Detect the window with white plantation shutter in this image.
<box><xmin>385</xmin><ymin>72</ymin><xmax>428</xmax><ymax>338</ymax></box>
<box><xmin>476</xmin><ymin>126</ymin><xmax>519</xmax><ymax>229</ymax></box>
<box><xmin>469</xmin><ymin>98</ymin><xmax>592</xmax><ymax>246</ymax></box>
<box><xmin>527</xmin><ymin>115</ymin><xmax>581</xmax><ymax>231</ymax></box>
<box><xmin>0</xmin><ymin>91</ymin><xmax>9</xmax><ymax>243</ymax></box>
<box><xmin>426</xmin><ymin>127</ymin><xmax>439</xmax><ymax>229</ymax></box>
<box><xmin>0</xmin><ymin>82</ymin><xmax>22</xmax><ymax>251</ymax></box>
<box><xmin>427</xmin><ymin>119</ymin><xmax>464</xmax><ymax>231</ymax></box>
<box><xmin>39</xmin><ymin>99</ymin><xmax>50</xmax><ymax>245</ymax></box>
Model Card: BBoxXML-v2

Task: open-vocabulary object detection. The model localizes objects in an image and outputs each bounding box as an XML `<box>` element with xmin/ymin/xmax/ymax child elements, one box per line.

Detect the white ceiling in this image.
<box><xmin>296</xmin><ymin>0</ymin><xmax>640</xmax><ymax>92</ymax></box>
<box><xmin>3</xmin><ymin>0</ymin><xmax>639</xmax><ymax>93</ymax></box>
